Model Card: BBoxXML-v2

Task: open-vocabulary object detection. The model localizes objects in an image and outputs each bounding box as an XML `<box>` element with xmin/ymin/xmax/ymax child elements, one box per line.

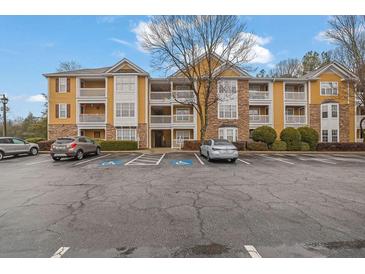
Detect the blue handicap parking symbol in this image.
<box><xmin>170</xmin><ymin>159</ymin><xmax>193</xmax><ymax>166</ymax></box>
<box><xmin>99</xmin><ymin>159</ymin><xmax>124</xmax><ymax>167</ymax></box>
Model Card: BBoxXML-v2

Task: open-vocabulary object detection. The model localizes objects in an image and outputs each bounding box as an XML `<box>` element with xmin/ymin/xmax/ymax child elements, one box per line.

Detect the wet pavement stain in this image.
<box><xmin>306</xmin><ymin>240</ymin><xmax>365</xmax><ymax>250</ymax></box>
<box><xmin>116</xmin><ymin>246</ymin><xmax>136</xmax><ymax>256</ymax></box>
<box><xmin>190</xmin><ymin>243</ymin><xmax>230</xmax><ymax>255</ymax></box>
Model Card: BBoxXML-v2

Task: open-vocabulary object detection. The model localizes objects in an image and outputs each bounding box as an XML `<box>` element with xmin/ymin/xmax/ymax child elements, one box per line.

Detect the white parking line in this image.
<box><xmin>260</xmin><ymin>155</ymin><xmax>294</xmax><ymax>165</ymax></box>
<box><xmin>156</xmin><ymin>153</ymin><xmax>166</xmax><ymax>165</ymax></box>
<box><xmin>237</xmin><ymin>158</ymin><xmax>251</xmax><ymax>165</ymax></box>
<box><xmin>72</xmin><ymin>154</ymin><xmax>111</xmax><ymax>166</ymax></box>
<box><xmin>244</xmin><ymin>245</ymin><xmax>262</xmax><ymax>258</ymax></box>
<box><xmin>125</xmin><ymin>153</ymin><xmax>145</xmax><ymax>165</ymax></box>
<box><xmin>194</xmin><ymin>153</ymin><xmax>205</xmax><ymax>165</ymax></box>
<box><xmin>25</xmin><ymin>159</ymin><xmax>51</xmax><ymax>166</ymax></box>
<box><xmin>51</xmin><ymin>246</ymin><xmax>70</xmax><ymax>258</ymax></box>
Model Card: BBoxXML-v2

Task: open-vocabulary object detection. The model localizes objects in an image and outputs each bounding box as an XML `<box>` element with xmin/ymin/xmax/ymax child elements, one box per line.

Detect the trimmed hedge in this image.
<box><xmin>37</xmin><ymin>140</ymin><xmax>55</xmax><ymax>151</ymax></box>
<box><xmin>300</xmin><ymin>142</ymin><xmax>310</xmax><ymax>151</ymax></box>
<box><xmin>247</xmin><ymin>141</ymin><xmax>268</xmax><ymax>151</ymax></box>
<box><xmin>99</xmin><ymin>140</ymin><xmax>138</xmax><ymax>151</ymax></box>
<box><xmin>280</xmin><ymin>127</ymin><xmax>301</xmax><ymax>151</ymax></box>
<box><xmin>317</xmin><ymin>142</ymin><xmax>365</xmax><ymax>151</ymax></box>
<box><xmin>26</xmin><ymin>137</ymin><xmax>46</xmax><ymax>143</ymax></box>
<box><xmin>232</xmin><ymin>141</ymin><xmax>247</xmax><ymax>151</ymax></box>
<box><xmin>182</xmin><ymin>140</ymin><xmax>201</xmax><ymax>150</ymax></box>
<box><xmin>298</xmin><ymin>127</ymin><xmax>319</xmax><ymax>150</ymax></box>
<box><xmin>271</xmin><ymin>140</ymin><xmax>287</xmax><ymax>151</ymax></box>
<box><xmin>252</xmin><ymin>126</ymin><xmax>277</xmax><ymax>146</ymax></box>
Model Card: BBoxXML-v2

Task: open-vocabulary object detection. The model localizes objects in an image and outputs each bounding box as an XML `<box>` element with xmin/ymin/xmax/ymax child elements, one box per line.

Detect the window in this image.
<box><xmin>249</xmin><ymin>108</ymin><xmax>259</xmax><ymax>115</ymax></box>
<box><xmin>320</xmin><ymin>82</ymin><xmax>338</xmax><ymax>96</ymax></box>
<box><xmin>58</xmin><ymin>104</ymin><xmax>67</xmax><ymax>119</ymax></box>
<box><xmin>59</xmin><ymin>77</ymin><xmax>67</xmax><ymax>93</ymax></box>
<box><xmin>331</xmin><ymin>105</ymin><xmax>338</xmax><ymax>118</ymax></box>
<box><xmin>116</xmin><ymin>127</ymin><xmax>137</xmax><ymax>141</ymax></box>
<box><xmin>219</xmin><ymin>104</ymin><xmax>237</xmax><ymax>119</ymax></box>
<box><xmin>12</xmin><ymin>138</ymin><xmax>26</xmax><ymax>144</ymax></box>
<box><xmin>116</xmin><ymin>76</ymin><xmax>135</xmax><ymax>93</ymax></box>
<box><xmin>176</xmin><ymin>108</ymin><xmax>190</xmax><ymax>121</ymax></box>
<box><xmin>176</xmin><ymin>130</ymin><xmax>190</xmax><ymax>140</ymax></box>
<box><xmin>218</xmin><ymin>127</ymin><xmax>237</xmax><ymax>142</ymax></box>
<box><xmin>322</xmin><ymin>105</ymin><xmax>328</xmax><ymax>119</ymax></box>
<box><xmin>0</xmin><ymin>138</ymin><xmax>12</xmax><ymax>144</ymax></box>
<box><xmin>78</xmin><ymin>137</ymin><xmax>87</xmax><ymax>143</ymax></box>
<box><xmin>286</xmin><ymin>107</ymin><xmax>294</xmax><ymax>116</ymax></box>
<box><xmin>322</xmin><ymin>130</ymin><xmax>328</xmax><ymax>142</ymax></box>
<box><xmin>218</xmin><ymin>80</ymin><xmax>237</xmax><ymax>95</ymax></box>
<box><xmin>116</xmin><ymin>103</ymin><xmax>135</xmax><ymax>118</ymax></box>
<box><xmin>331</xmin><ymin>130</ymin><xmax>338</xmax><ymax>142</ymax></box>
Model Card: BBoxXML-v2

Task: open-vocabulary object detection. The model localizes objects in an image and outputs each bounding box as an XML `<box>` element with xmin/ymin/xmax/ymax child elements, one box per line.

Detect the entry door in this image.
<box><xmin>155</xmin><ymin>131</ymin><xmax>163</xmax><ymax>147</ymax></box>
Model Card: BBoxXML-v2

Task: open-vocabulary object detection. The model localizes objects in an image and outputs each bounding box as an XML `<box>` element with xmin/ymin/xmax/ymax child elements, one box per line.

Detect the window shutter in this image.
<box><xmin>56</xmin><ymin>78</ymin><xmax>59</xmax><ymax>93</ymax></box>
<box><xmin>67</xmin><ymin>104</ymin><xmax>71</xmax><ymax>118</ymax></box>
<box><xmin>55</xmin><ymin>104</ymin><xmax>59</xmax><ymax>118</ymax></box>
<box><xmin>67</xmin><ymin>78</ymin><xmax>70</xmax><ymax>92</ymax></box>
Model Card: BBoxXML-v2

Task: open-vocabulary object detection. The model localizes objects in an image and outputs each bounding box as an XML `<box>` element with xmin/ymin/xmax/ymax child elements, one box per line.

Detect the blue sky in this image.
<box><xmin>0</xmin><ymin>15</ymin><xmax>334</xmax><ymax>119</ymax></box>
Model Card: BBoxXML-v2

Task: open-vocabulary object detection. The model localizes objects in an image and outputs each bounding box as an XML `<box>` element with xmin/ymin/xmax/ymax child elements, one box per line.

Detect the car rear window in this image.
<box><xmin>55</xmin><ymin>138</ymin><xmax>75</xmax><ymax>144</ymax></box>
<box><xmin>214</xmin><ymin>140</ymin><xmax>230</xmax><ymax>145</ymax></box>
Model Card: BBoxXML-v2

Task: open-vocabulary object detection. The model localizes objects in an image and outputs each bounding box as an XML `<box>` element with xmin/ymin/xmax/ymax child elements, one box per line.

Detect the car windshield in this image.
<box><xmin>55</xmin><ymin>138</ymin><xmax>75</xmax><ymax>144</ymax></box>
<box><xmin>214</xmin><ymin>139</ymin><xmax>231</xmax><ymax>145</ymax></box>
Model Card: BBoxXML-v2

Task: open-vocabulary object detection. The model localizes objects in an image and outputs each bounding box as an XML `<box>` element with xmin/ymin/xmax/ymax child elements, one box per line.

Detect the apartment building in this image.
<box><xmin>44</xmin><ymin>57</ymin><xmax>362</xmax><ymax>149</ymax></box>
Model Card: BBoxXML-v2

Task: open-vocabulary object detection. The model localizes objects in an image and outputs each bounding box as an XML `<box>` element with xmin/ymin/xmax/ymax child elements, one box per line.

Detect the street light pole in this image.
<box><xmin>1</xmin><ymin>94</ymin><xmax>8</xmax><ymax>137</ymax></box>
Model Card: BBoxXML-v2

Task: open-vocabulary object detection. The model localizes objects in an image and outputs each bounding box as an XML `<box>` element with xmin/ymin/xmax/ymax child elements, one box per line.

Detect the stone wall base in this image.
<box><xmin>48</xmin><ymin>124</ymin><xmax>78</xmax><ymax>140</ymax></box>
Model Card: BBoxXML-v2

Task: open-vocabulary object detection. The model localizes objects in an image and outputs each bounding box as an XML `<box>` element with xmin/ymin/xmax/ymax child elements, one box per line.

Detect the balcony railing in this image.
<box><xmin>286</xmin><ymin>115</ymin><xmax>306</xmax><ymax>124</ymax></box>
<box><xmin>249</xmin><ymin>114</ymin><xmax>269</xmax><ymax>123</ymax></box>
<box><xmin>150</xmin><ymin>92</ymin><xmax>171</xmax><ymax>101</ymax></box>
<box><xmin>172</xmin><ymin>138</ymin><xmax>194</xmax><ymax>149</ymax></box>
<box><xmin>173</xmin><ymin>114</ymin><xmax>194</xmax><ymax>123</ymax></box>
<box><xmin>356</xmin><ymin>115</ymin><xmax>365</xmax><ymax>128</ymax></box>
<box><xmin>150</xmin><ymin>115</ymin><xmax>171</xmax><ymax>124</ymax></box>
<box><xmin>172</xmin><ymin>90</ymin><xmax>195</xmax><ymax>102</ymax></box>
<box><xmin>78</xmin><ymin>88</ymin><xmax>106</xmax><ymax>97</ymax></box>
<box><xmin>249</xmin><ymin>90</ymin><xmax>270</xmax><ymax>100</ymax></box>
<box><xmin>285</xmin><ymin>91</ymin><xmax>306</xmax><ymax>100</ymax></box>
<box><xmin>79</xmin><ymin>114</ymin><xmax>105</xmax><ymax>123</ymax></box>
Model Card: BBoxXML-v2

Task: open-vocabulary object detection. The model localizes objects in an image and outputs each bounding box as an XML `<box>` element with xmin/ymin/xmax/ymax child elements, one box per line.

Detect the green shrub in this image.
<box><xmin>99</xmin><ymin>140</ymin><xmax>138</xmax><ymax>151</ymax></box>
<box><xmin>300</xmin><ymin>142</ymin><xmax>310</xmax><ymax>151</ymax></box>
<box><xmin>271</xmin><ymin>140</ymin><xmax>287</xmax><ymax>151</ymax></box>
<box><xmin>298</xmin><ymin>127</ymin><xmax>319</xmax><ymax>150</ymax></box>
<box><xmin>280</xmin><ymin>127</ymin><xmax>301</xmax><ymax>151</ymax></box>
<box><xmin>25</xmin><ymin>137</ymin><xmax>45</xmax><ymax>143</ymax></box>
<box><xmin>252</xmin><ymin>126</ymin><xmax>277</xmax><ymax>146</ymax></box>
<box><xmin>247</xmin><ymin>141</ymin><xmax>268</xmax><ymax>151</ymax></box>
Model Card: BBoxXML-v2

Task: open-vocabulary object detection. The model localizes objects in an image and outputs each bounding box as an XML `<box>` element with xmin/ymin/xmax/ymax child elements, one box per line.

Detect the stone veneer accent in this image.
<box><xmin>137</xmin><ymin>123</ymin><xmax>148</xmax><ymax>149</ymax></box>
<box><xmin>309</xmin><ymin>104</ymin><xmax>321</xmax><ymax>135</ymax></box>
<box><xmin>205</xmin><ymin>79</ymin><xmax>249</xmax><ymax>141</ymax></box>
<box><xmin>106</xmin><ymin>124</ymin><xmax>116</xmax><ymax>140</ymax></box>
<box><xmin>48</xmin><ymin>124</ymin><xmax>78</xmax><ymax>140</ymax></box>
<box><xmin>339</xmin><ymin>104</ymin><xmax>350</xmax><ymax>142</ymax></box>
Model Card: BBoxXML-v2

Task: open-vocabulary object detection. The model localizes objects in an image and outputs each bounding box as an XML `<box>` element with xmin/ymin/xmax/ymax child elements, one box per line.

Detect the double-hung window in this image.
<box><xmin>116</xmin><ymin>76</ymin><xmax>136</xmax><ymax>93</ymax></box>
<box><xmin>116</xmin><ymin>127</ymin><xmax>137</xmax><ymax>141</ymax></box>
<box><xmin>218</xmin><ymin>80</ymin><xmax>237</xmax><ymax>95</ymax></box>
<box><xmin>321</xmin><ymin>105</ymin><xmax>329</xmax><ymax>118</ymax></box>
<box><xmin>58</xmin><ymin>103</ymin><xmax>67</xmax><ymax>119</ymax></box>
<box><xmin>116</xmin><ymin>103</ymin><xmax>135</xmax><ymax>118</ymax></box>
<box><xmin>320</xmin><ymin>82</ymin><xmax>338</xmax><ymax>96</ymax></box>
<box><xmin>331</xmin><ymin>105</ymin><xmax>338</xmax><ymax>118</ymax></box>
<box><xmin>218</xmin><ymin>127</ymin><xmax>238</xmax><ymax>142</ymax></box>
<box><xmin>331</xmin><ymin>129</ymin><xmax>338</xmax><ymax>142</ymax></box>
<box><xmin>322</xmin><ymin>130</ymin><xmax>329</xmax><ymax>142</ymax></box>
<box><xmin>59</xmin><ymin>78</ymin><xmax>67</xmax><ymax>93</ymax></box>
<box><xmin>175</xmin><ymin>108</ymin><xmax>190</xmax><ymax>121</ymax></box>
<box><xmin>218</xmin><ymin>80</ymin><xmax>238</xmax><ymax>119</ymax></box>
<box><xmin>219</xmin><ymin>104</ymin><xmax>237</xmax><ymax>119</ymax></box>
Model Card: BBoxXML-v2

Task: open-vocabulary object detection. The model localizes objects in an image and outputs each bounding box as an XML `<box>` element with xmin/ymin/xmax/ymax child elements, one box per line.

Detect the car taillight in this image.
<box><xmin>68</xmin><ymin>142</ymin><xmax>77</xmax><ymax>149</ymax></box>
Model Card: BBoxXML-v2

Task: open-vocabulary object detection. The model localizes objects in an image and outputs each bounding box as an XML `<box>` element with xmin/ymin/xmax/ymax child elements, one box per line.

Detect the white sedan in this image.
<box><xmin>200</xmin><ymin>139</ymin><xmax>238</xmax><ymax>162</ymax></box>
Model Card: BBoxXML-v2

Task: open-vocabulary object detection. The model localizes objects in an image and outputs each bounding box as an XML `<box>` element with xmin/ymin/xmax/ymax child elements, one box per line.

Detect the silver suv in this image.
<box><xmin>0</xmin><ymin>137</ymin><xmax>39</xmax><ymax>161</ymax></box>
<box><xmin>50</xmin><ymin>136</ymin><xmax>101</xmax><ymax>161</ymax></box>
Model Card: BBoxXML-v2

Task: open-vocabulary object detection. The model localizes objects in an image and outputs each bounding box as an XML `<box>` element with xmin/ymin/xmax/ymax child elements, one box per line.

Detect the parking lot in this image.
<box><xmin>0</xmin><ymin>151</ymin><xmax>365</xmax><ymax>257</ymax></box>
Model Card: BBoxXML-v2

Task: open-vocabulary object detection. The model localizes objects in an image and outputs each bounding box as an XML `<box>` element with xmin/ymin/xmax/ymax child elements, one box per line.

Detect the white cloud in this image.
<box><xmin>27</xmin><ymin>94</ymin><xmax>46</xmax><ymax>103</ymax></box>
<box><xmin>315</xmin><ymin>30</ymin><xmax>331</xmax><ymax>43</ymax></box>
<box><xmin>132</xmin><ymin>21</ymin><xmax>150</xmax><ymax>53</ymax></box>
<box><xmin>110</xmin><ymin>38</ymin><xmax>133</xmax><ymax>47</ymax></box>
<box><xmin>97</xmin><ymin>16</ymin><xmax>120</xmax><ymax>24</ymax></box>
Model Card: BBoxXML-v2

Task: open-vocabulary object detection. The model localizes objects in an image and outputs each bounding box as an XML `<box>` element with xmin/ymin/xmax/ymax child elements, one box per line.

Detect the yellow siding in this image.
<box><xmin>273</xmin><ymin>81</ymin><xmax>284</xmax><ymax>135</ymax></box>
<box><xmin>48</xmin><ymin>77</ymin><xmax>76</xmax><ymax>124</ymax></box>
<box><xmin>107</xmin><ymin>77</ymin><xmax>114</xmax><ymax>124</ymax></box>
<box><xmin>138</xmin><ymin>76</ymin><xmax>147</xmax><ymax>124</ymax></box>
<box><xmin>310</xmin><ymin>73</ymin><xmax>348</xmax><ymax>104</ymax></box>
<box><xmin>219</xmin><ymin>69</ymin><xmax>241</xmax><ymax>77</ymax></box>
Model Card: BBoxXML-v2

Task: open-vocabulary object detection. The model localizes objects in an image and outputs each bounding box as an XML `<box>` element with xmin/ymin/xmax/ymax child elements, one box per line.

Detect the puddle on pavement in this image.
<box><xmin>306</xmin><ymin>240</ymin><xmax>365</xmax><ymax>250</ymax></box>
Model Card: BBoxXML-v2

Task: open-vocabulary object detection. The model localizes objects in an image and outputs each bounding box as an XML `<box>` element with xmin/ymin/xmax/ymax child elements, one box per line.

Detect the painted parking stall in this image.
<box><xmin>125</xmin><ymin>153</ymin><xmax>165</xmax><ymax>166</ymax></box>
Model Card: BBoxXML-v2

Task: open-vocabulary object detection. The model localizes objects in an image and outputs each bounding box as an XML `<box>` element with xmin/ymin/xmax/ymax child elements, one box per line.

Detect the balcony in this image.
<box><xmin>150</xmin><ymin>115</ymin><xmax>172</xmax><ymax>124</ymax></box>
<box><xmin>173</xmin><ymin>114</ymin><xmax>194</xmax><ymax>123</ymax></box>
<box><xmin>172</xmin><ymin>138</ymin><xmax>193</xmax><ymax>149</ymax></box>
<box><xmin>79</xmin><ymin>88</ymin><xmax>106</xmax><ymax>97</ymax></box>
<box><xmin>285</xmin><ymin>91</ymin><xmax>306</xmax><ymax>101</ymax></box>
<box><xmin>286</xmin><ymin>115</ymin><xmax>306</xmax><ymax>124</ymax></box>
<box><xmin>172</xmin><ymin>90</ymin><xmax>195</xmax><ymax>102</ymax></box>
<box><xmin>249</xmin><ymin>114</ymin><xmax>269</xmax><ymax>123</ymax></box>
<box><xmin>150</xmin><ymin>91</ymin><xmax>171</xmax><ymax>101</ymax></box>
<box><xmin>79</xmin><ymin>114</ymin><xmax>105</xmax><ymax>123</ymax></box>
<box><xmin>249</xmin><ymin>90</ymin><xmax>270</xmax><ymax>100</ymax></box>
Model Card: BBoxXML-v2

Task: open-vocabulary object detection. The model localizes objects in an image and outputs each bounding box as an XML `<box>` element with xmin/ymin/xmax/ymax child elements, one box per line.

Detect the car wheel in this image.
<box><xmin>207</xmin><ymin>152</ymin><xmax>212</xmax><ymax>162</ymax></box>
<box><xmin>52</xmin><ymin>156</ymin><xmax>61</xmax><ymax>161</ymax></box>
<box><xmin>199</xmin><ymin>148</ymin><xmax>203</xmax><ymax>156</ymax></box>
<box><xmin>95</xmin><ymin>147</ymin><xmax>101</xmax><ymax>155</ymax></box>
<box><xmin>0</xmin><ymin>151</ymin><xmax>4</xmax><ymax>161</ymax></box>
<box><xmin>75</xmin><ymin>150</ymin><xmax>84</xmax><ymax>160</ymax></box>
<box><xmin>29</xmin><ymin>147</ymin><xmax>38</xmax><ymax>156</ymax></box>
<box><xmin>231</xmin><ymin>158</ymin><xmax>237</xmax><ymax>163</ymax></box>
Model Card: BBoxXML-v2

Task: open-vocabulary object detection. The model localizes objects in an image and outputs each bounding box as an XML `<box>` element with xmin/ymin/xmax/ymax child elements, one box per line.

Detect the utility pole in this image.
<box><xmin>1</xmin><ymin>94</ymin><xmax>8</xmax><ymax>137</ymax></box>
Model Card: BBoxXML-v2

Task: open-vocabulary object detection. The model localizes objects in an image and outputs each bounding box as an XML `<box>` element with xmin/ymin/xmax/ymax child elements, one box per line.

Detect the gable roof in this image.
<box><xmin>303</xmin><ymin>61</ymin><xmax>358</xmax><ymax>80</ymax></box>
<box><xmin>106</xmin><ymin>58</ymin><xmax>149</xmax><ymax>74</ymax></box>
<box><xmin>43</xmin><ymin>67</ymin><xmax>111</xmax><ymax>77</ymax></box>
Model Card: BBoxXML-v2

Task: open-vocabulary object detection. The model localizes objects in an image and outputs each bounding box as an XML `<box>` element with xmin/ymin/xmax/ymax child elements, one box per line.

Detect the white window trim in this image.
<box><xmin>116</xmin><ymin>102</ymin><xmax>135</xmax><ymax>118</ymax></box>
<box><xmin>59</xmin><ymin>77</ymin><xmax>67</xmax><ymax>93</ymax></box>
<box><xmin>58</xmin><ymin>103</ymin><xmax>67</xmax><ymax>119</ymax></box>
<box><xmin>176</xmin><ymin>130</ymin><xmax>191</xmax><ymax>140</ymax></box>
<box><xmin>320</xmin><ymin>81</ymin><xmax>338</xmax><ymax>96</ymax></box>
<box><xmin>218</xmin><ymin>79</ymin><xmax>238</xmax><ymax>120</ymax></box>
<box><xmin>218</xmin><ymin>127</ymin><xmax>238</xmax><ymax>142</ymax></box>
<box><xmin>116</xmin><ymin>127</ymin><xmax>137</xmax><ymax>141</ymax></box>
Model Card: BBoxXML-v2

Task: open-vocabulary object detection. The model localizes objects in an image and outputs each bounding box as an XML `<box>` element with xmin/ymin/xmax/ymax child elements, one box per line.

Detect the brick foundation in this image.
<box><xmin>48</xmin><ymin>124</ymin><xmax>78</xmax><ymax>140</ymax></box>
<box><xmin>340</xmin><ymin>104</ymin><xmax>350</xmax><ymax>142</ymax></box>
<box><xmin>205</xmin><ymin>79</ymin><xmax>249</xmax><ymax>141</ymax></box>
<box><xmin>138</xmin><ymin>123</ymin><xmax>148</xmax><ymax>148</ymax></box>
<box><xmin>106</xmin><ymin>124</ymin><xmax>116</xmax><ymax>140</ymax></box>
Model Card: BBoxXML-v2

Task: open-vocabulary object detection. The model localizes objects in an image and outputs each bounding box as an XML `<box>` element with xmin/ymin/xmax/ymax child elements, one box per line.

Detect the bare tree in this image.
<box><xmin>269</xmin><ymin>58</ymin><xmax>303</xmax><ymax>78</ymax></box>
<box><xmin>57</xmin><ymin>61</ymin><xmax>82</xmax><ymax>72</ymax></box>
<box><xmin>139</xmin><ymin>16</ymin><xmax>255</xmax><ymax>142</ymax></box>
<box><xmin>326</xmin><ymin>16</ymin><xmax>365</xmax><ymax>140</ymax></box>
